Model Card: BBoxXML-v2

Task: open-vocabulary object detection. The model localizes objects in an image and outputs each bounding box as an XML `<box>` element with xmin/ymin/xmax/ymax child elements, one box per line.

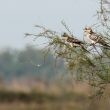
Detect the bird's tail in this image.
<box><xmin>104</xmin><ymin>43</ymin><xmax>110</xmax><ymax>47</ymax></box>
<box><xmin>101</xmin><ymin>41</ymin><xmax>110</xmax><ymax>49</ymax></box>
<box><xmin>80</xmin><ymin>44</ymin><xmax>90</xmax><ymax>53</ymax></box>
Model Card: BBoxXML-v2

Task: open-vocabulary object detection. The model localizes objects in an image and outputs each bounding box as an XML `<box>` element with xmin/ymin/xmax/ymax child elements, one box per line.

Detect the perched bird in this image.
<box><xmin>62</xmin><ymin>32</ymin><xmax>84</xmax><ymax>47</ymax></box>
<box><xmin>84</xmin><ymin>27</ymin><xmax>110</xmax><ymax>48</ymax></box>
<box><xmin>62</xmin><ymin>32</ymin><xmax>89</xmax><ymax>52</ymax></box>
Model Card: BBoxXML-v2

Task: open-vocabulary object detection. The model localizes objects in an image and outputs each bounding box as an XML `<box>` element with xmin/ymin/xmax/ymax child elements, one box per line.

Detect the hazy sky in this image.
<box><xmin>0</xmin><ymin>0</ymin><xmax>99</xmax><ymax>49</ymax></box>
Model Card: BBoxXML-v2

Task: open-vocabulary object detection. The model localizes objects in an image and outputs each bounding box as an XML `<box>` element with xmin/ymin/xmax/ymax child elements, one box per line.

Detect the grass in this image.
<box><xmin>0</xmin><ymin>89</ymin><xmax>87</xmax><ymax>102</ymax></box>
<box><xmin>0</xmin><ymin>83</ymin><xmax>108</xmax><ymax>110</ymax></box>
<box><xmin>0</xmin><ymin>89</ymin><xmax>88</xmax><ymax>110</ymax></box>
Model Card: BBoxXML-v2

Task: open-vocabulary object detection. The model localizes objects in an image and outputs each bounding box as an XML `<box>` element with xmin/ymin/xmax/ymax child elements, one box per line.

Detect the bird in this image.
<box><xmin>84</xmin><ymin>27</ymin><xmax>110</xmax><ymax>48</ymax></box>
<box><xmin>62</xmin><ymin>32</ymin><xmax>84</xmax><ymax>47</ymax></box>
<box><xmin>62</xmin><ymin>32</ymin><xmax>89</xmax><ymax>52</ymax></box>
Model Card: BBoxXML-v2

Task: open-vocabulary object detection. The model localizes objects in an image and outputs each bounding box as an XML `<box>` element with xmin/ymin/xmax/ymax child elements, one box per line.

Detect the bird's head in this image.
<box><xmin>84</xmin><ymin>27</ymin><xmax>93</xmax><ymax>35</ymax></box>
<box><xmin>62</xmin><ymin>32</ymin><xmax>69</xmax><ymax>40</ymax></box>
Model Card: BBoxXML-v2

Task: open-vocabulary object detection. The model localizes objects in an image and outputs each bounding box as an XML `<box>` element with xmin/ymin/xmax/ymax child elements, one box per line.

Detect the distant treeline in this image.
<box><xmin>0</xmin><ymin>46</ymin><xmax>65</xmax><ymax>81</ymax></box>
<box><xmin>0</xmin><ymin>89</ymin><xmax>86</xmax><ymax>103</ymax></box>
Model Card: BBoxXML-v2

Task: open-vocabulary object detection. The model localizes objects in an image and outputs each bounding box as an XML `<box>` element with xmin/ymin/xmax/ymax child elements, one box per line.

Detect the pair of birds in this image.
<box><xmin>62</xmin><ymin>27</ymin><xmax>110</xmax><ymax>49</ymax></box>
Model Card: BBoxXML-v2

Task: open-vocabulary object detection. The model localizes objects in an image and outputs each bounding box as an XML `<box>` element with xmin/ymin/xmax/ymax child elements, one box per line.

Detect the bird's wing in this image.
<box><xmin>89</xmin><ymin>33</ymin><xmax>109</xmax><ymax>47</ymax></box>
<box><xmin>73</xmin><ymin>38</ymin><xmax>83</xmax><ymax>43</ymax></box>
<box><xmin>89</xmin><ymin>33</ymin><xmax>101</xmax><ymax>42</ymax></box>
<box><xmin>67</xmin><ymin>37</ymin><xmax>83</xmax><ymax>44</ymax></box>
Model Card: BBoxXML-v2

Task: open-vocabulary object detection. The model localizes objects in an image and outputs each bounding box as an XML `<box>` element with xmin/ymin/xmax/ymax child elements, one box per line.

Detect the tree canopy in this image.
<box><xmin>25</xmin><ymin>0</ymin><xmax>110</xmax><ymax>97</ymax></box>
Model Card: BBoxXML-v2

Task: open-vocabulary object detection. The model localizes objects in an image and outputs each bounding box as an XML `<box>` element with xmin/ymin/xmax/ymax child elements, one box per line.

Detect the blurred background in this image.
<box><xmin>0</xmin><ymin>0</ymin><xmax>106</xmax><ymax>110</ymax></box>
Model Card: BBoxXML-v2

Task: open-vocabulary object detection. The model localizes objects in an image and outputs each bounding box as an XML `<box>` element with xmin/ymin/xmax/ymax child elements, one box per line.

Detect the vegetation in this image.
<box><xmin>25</xmin><ymin>0</ymin><xmax>110</xmax><ymax>100</ymax></box>
<box><xmin>0</xmin><ymin>45</ymin><xmax>65</xmax><ymax>81</ymax></box>
<box><xmin>0</xmin><ymin>0</ymin><xmax>110</xmax><ymax>110</ymax></box>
